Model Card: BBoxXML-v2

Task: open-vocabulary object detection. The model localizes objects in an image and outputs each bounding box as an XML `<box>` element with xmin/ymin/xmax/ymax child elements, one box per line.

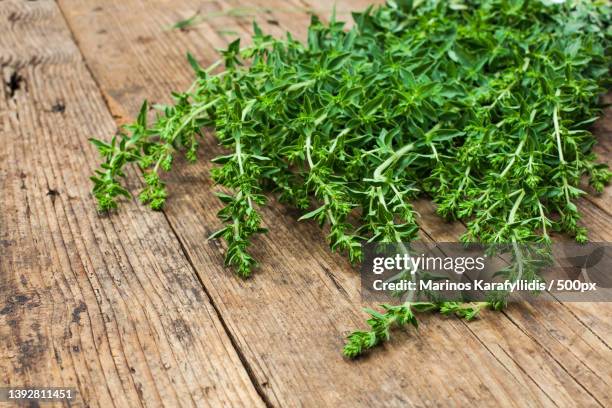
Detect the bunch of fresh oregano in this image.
<box><xmin>90</xmin><ymin>0</ymin><xmax>611</xmax><ymax>357</ymax></box>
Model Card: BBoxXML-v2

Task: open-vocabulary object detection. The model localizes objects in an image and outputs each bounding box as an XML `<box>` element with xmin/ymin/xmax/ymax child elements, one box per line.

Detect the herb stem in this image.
<box><xmin>305</xmin><ymin>133</ymin><xmax>337</xmax><ymax>225</ymax></box>
<box><xmin>508</xmin><ymin>189</ymin><xmax>525</xmax><ymax>225</ymax></box>
<box><xmin>537</xmin><ymin>200</ymin><xmax>549</xmax><ymax>239</ymax></box>
<box><xmin>553</xmin><ymin>104</ymin><xmax>565</xmax><ymax>164</ymax></box>
<box><xmin>305</xmin><ymin>133</ymin><xmax>315</xmax><ymax>168</ymax></box>
<box><xmin>457</xmin><ymin>166</ymin><xmax>471</xmax><ymax>193</ymax></box>
<box><xmin>500</xmin><ymin>139</ymin><xmax>525</xmax><ymax>178</ymax></box>
<box><xmin>553</xmin><ymin>103</ymin><xmax>573</xmax><ymax>206</ymax></box>
<box><xmin>234</xmin><ymin>137</ymin><xmax>253</xmax><ymax>209</ymax></box>
<box><xmin>373</xmin><ymin>143</ymin><xmax>415</xmax><ymax>181</ymax></box>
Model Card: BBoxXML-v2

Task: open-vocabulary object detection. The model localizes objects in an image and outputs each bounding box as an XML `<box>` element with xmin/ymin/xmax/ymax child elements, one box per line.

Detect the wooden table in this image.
<box><xmin>1</xmin><ymin>1</ymin><xmax>610</xmax><ymax>406</ymax></box>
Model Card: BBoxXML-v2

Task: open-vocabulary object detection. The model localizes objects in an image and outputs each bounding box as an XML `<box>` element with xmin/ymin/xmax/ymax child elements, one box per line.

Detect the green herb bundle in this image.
<box><xmin>90</xmin><ymin>0</ymin><xmax>611</xmax><ymax>357</ymax></box>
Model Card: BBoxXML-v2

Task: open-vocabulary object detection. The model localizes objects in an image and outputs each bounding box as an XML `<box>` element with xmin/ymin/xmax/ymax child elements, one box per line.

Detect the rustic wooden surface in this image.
<box><xmin>1</xmin><ymin>0</ymin><xmax>610</xmax><ymax>407</ymax></box>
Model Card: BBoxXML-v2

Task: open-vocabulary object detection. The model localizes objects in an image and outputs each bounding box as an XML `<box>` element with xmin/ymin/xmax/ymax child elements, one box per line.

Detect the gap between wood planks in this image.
<box><xmin>159</xmin><ymin>205</ymin><xmax>275</xmax><ymax>408</ymax></box>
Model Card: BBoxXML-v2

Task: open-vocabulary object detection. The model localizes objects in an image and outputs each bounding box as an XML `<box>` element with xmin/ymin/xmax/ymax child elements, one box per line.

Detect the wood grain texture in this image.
<box><xmin>414</xmin><ymin>198</ymin><xmax>612</xmax><ymax>406</ymax></box>
<box><xmin>0</xmin><ymin>1</ymin><xmax>264</xmax><ymax>407</ymax></box>
<box><xmin>55</xmin><ymin>0</ymin><xmax>611</xmax><ymax>407</ymax></box>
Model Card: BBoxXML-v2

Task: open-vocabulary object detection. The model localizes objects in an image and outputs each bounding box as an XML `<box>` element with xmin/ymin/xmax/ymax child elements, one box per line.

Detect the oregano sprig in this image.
<box><xmin>343</xmin><ymin>301</ymin><xmax>494</xmax><ymax>358</ymax></box>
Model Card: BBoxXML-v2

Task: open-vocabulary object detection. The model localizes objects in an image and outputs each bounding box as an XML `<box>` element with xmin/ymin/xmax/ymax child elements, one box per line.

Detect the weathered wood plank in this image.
<box><xmin>57</xmin><ymin>0</ymin><xmax>610</xmax><ymax>406</ymax></box>
<box><xmin>0</xmin><ymin>1</ymin><xmax>264</xmax><ymax>407</ymax></box>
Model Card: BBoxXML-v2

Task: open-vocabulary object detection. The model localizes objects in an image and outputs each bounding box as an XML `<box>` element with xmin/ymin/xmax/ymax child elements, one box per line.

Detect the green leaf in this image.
<box><xmin>298</xmin><ymin>206</ymin><xmax>326</xmax><ymax>221</ymax></box>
